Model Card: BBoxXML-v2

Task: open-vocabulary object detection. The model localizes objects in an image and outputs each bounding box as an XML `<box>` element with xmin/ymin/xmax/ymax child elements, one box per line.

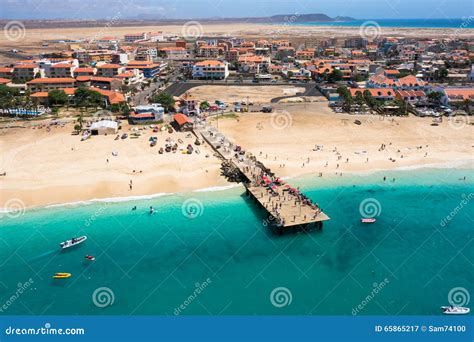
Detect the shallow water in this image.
<box><xmin>0</xmin><ymin>168</ymin><xmax>472</xmax><ymax>315</ymax></box>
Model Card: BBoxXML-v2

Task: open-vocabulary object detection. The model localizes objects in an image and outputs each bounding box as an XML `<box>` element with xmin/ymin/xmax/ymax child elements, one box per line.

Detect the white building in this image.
<box><xmin>90</xmin><ymin>120</ymin><xmax>118</xmax><ymax>135</ymax></box>
<box><xmin>124</xmin><ymin>32</ymin><xmax>148</xmax><ymax>43</ymax></box>
<box><xmin>192</xmin><ymin>60</ymin><xmax>229</xmax><ymax>80</ymax></box>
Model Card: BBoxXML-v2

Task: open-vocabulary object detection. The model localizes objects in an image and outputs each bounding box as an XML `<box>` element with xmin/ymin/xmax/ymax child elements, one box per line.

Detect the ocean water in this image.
<box><xmin>289</xmin><ymin>18</ymin><xmax>474</xmax><ymax>29</ymax></box>
<box><xmin>0</xmin><ymin>168</ymin><xmax>472</xmax><ymax>315</ymax></box>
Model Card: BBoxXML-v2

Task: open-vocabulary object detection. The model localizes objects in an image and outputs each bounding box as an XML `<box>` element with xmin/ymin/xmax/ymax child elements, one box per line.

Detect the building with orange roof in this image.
<box><xmin>367</xmin><ymin>73</ymin><xmax>427</xmax><ymax>90</ymax></box>
<box><xmin>13</xmin><ymin>64</ymin><xmax>42</xmax><ymax>81</ymax></box>
<box><xmin>126</xmin><ymin>60</ymin><xmax>165</xmax><ymax>78</ymax></box>
<box><xmin>96</xmin><ymin>63</ymin><xmax>126</xmax><ymax>77</ymax></box>
<box><xmin>0</xmin><ymin>67</ymin><xmax>13</xmax><ymax>79</ymax></box>
<box><xmin>349</xmin><ymin>88</ymin><xmax>396</xmax><ymax>101</ymax></box>
<box><xmin>395</xmin><ymin>90</ymin><xmax>426</xmax><ymax>102</ymax></box>
<box><xmin>47</xmin><ymin>63</ymin><xmax>77</xmax><ymax>78</ymax></box>
<box><xmin>74</xmin><ymin>67</ymin><xmax>96</xmax><ymax>77</ymax></box>
<box><xmin>196</xmin><ymin>45</ymin><xmax>223</xmax><ymax>58</ymax></box>
<box><xmin>192</xmin><ymin>60</ymin><xmax>229</xmax><ymax>80</ymax></box>
<box><xmin>160</xmin><ymin>46</ymin><xmax>188</xmax><ymax>60</ymax></box>
<box><xmin>296</xmin><ymin>50</ymin><xmax>315</xmax><ymax>60</ymax></box>
<box><xmin>173</xmin><ymin>114</ymin><xmax>193</xmax><ymax>131</ymax></box>
<box><xmin>27</xmin><ymin>77</ymin><xmax>76</xmax><ymax>92</ymax></box>
<box><xmin>30</xmin><ymin>87</ymin><xmax>125</xmax><ymax>107</ymax></box>
<box><xmin>0</xmin><ymin>78</ymin><xmax>11</xmax><ymax>85</ymax></box>
<box><xmin>442</xmin><ymin>88</ymin><xmax>474</xmax><ymax>110</ymax></box>
<box><xmin>238</xmin><ymin>54</ymin><xmax>270</xmax><ymax>74</ymax></box>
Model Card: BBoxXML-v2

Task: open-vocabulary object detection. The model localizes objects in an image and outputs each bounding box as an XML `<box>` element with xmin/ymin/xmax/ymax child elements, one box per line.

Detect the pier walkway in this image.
<box><xmin>195</xmin><ymin>122</ymin><xmax>329</xmax><ymax>228</ymax></box>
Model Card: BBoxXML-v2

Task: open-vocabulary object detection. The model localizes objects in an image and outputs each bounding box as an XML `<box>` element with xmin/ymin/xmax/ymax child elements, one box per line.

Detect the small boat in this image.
<box><xmin>60</xmin><ymin>236</ymin><xmax>87</xmax><ymax>249</ymax></box>
<box><xmin>81</xmin><ymin>131</ymin><xmax>91</xmax><ymax>141</ymax></box>
<box><xmin>361</xmin><ymin>218</ymin><xmax>377</xmax><ymax>224</ymax></box>
<box><xmin>441</xmin><ymin>306</ymin><xmax>470</xmax><ymax>315</ymax></box>
<box><xmin>85</xmin><ymin>255</ymin><xmax>95</xmax><ymax>261</ymax></box>
<box><xmin>53</xmin><ymin>273</ymin><xmax>71</xmax><ymax>279</ymax></box>
<box><xmin>354</xmin><ymin>120</ymin><xmax>362</xmax><ymax>125</ymax></box>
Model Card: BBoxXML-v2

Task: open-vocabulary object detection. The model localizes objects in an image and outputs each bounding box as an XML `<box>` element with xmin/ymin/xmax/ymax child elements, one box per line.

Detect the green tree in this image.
<box><xmin>200</xmin><ymin>101</ymin><xmax>210</xmax><ymax>110</ymax></box>
<box><xmin>337</xmin><ymin>86</ymin><xmax>353</xmax><ymax>110</ymax></box>
<box><xmin>328</xmin><ymin>69</ymin><xmax>343</xmax><ymax>83</ymax></box>
<box><xmin>363</xmin><ymin>90</ymin><xmax>377</xmax><ymax>108</ymax></box>
<box><xmin>427</xmin><ymin>91</ymin><xmax>443</xmax><ymax>105</ymax></box>
<box><xmin>150</xmin><ymin>92</ymin><xmax>175</xmax><ymax>112</ymax></box>
<box><xmin>48</xmin><ymin>90</ymin><xmax>68</xmax><ymax>106</ymax></box>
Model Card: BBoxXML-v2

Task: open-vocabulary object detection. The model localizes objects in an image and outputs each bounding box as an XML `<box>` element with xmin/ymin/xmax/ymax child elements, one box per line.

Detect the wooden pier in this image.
<box><xmin>196</xmin><ymin>123</ymin><xmax>330</xmax><ymax>230</ymax></box>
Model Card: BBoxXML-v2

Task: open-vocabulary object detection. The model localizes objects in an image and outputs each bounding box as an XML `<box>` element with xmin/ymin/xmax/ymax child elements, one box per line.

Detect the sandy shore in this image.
<box><xmin>1</xmin><ymin>99</ymin><xmax>472</xmax><ymax>209</ymax></box>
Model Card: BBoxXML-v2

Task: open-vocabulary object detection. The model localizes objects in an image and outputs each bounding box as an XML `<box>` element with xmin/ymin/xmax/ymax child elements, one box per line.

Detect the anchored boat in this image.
<box><xmin>60</xmin><ymin>236</ymin><xmax>87</xmax><ymax>249</ymax></box>
<box><xmin>53</xmin><ymin>273</ymin><xmax>71</xmax><ymax>279</ymax></box>
<box><xmin>441</xmin><ymin>306</ymin><xmax>470</xmax><ymax>315</ymax></box>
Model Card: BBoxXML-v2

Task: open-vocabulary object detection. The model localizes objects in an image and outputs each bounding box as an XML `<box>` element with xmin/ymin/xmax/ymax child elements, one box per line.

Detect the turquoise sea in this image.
<box><xmin>290</xmin><ymin>18</ymin><xmax>474</xmax><ymax>29</ymax></box>
<box><xmin>0</xmin><ymin>168</ymin><xmax>472</xmax><ymax>315</ymax></box>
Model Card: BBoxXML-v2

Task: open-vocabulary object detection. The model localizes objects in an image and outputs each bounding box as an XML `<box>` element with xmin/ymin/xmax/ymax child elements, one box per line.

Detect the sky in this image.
<box><xmin>0</xmin><ymin>0</ymin><xmax>473</xmax><ymax>20</ymax></box>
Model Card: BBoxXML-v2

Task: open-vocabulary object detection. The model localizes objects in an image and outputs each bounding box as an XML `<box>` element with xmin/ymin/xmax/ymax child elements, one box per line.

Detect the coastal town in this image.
<box><xmin>0</xmin><ymin>23</ymin><xmax>473</xmax><ymax>214</ymax></box>
<box><xmin>0</xmin><ymin>0</ymin><xmax>473</xmax><ymax>331</ymax></box>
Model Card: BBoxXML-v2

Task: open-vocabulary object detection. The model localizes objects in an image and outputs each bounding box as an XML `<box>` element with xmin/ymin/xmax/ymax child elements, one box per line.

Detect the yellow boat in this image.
<box><xmin>53</xmin><ymin>273</ymin><xmax>71</xmax><ymax>279</ymax></box>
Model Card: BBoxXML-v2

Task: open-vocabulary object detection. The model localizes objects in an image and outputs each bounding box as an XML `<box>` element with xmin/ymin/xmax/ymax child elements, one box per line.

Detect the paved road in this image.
<box><xmin>131</xmin><ymin>81</ymin><xmax>162</xmax><ymax>106</ymax></box>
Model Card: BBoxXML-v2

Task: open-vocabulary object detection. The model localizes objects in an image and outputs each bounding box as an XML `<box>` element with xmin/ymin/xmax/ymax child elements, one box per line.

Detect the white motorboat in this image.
<box><xmin>440</xmin><ymin>306</ymin><xmax>470</xmax><ymax>315</ymax></box>
<box><xmin>60</xmin><ymin>236</ymin><xmax>87</xmax><ymax>249</ymax></box>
